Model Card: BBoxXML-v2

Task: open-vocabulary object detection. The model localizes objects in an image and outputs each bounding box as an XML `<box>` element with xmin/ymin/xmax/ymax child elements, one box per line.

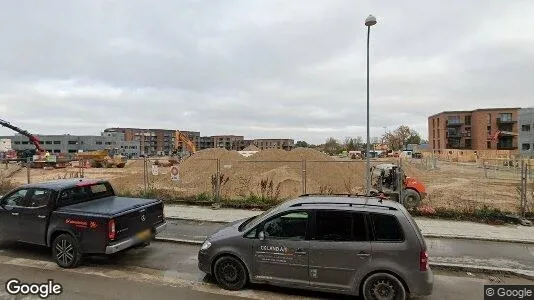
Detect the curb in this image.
<box><xmin>164</xmin><ymin>217</ymin><xmax>534</xmax><ymax>245</ymax></box>
<box><xmin>430</xmin><ymin>263</ymin><xmax>534</xmax><ymax>281</ymax></box>
<box><xmin>423</xmin><ymin>234</ymin><xmax>534</xmax><ymax>245</ymax></box>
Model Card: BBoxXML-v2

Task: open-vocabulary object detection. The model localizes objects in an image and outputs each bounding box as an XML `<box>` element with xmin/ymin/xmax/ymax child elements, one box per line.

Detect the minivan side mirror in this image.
<box><xmin>258</xmin><ymin>231</ymin><xmax>265</xmax><ymax>241</ymax></box>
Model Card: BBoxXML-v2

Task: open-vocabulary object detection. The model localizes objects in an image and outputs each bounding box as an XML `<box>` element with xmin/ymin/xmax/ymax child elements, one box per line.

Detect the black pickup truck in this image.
<box><xmin>0</xmin><ymin>178</ymin><xmax>166</xmax><ymax>268</ymax></box>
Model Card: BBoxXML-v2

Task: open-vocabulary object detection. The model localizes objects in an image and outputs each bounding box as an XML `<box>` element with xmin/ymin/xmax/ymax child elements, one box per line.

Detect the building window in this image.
<box><xmin>68</xmin><ymin>141</ymin><xmax>77</xmax><ymax>145</ymax></box>
<box><xmin>465</xmin><ymin>116</ymin><xmax>471</xmax><ymax>125</ymax></box>
<box><xmin>499</xmin><ymin>113</ymin><xmax>512</xmax><ymax>122</ymax></box>
<box><xmin>45</xmin><ymin>141</ymin><xmax>52</xmax><ymax>144</ymax></box>
<box><xmin>14</xmin><ymin>141</ymin><xmax>20</xmax><ymax>145</ymax></box>
<box><xmin>68</xmin><ymin>149</ymin><xmax>77</xmax><ymax>153</ymax></box>
<box><xmin>95</xmin><ymin>141</ymin><xmax>102</xmax><ymax>145</ymax></box>
<box><xmin>53</xmin><ymin>141</ymin><xmax>61</xmax><ymax>144</ymax></box>
<box><xmin>522</xmin><ymin>124</ymin><xmax>531</xmax><ymax>131</ymax></box>
<box><xmin>487</xmin><ymin>141</ymin><xmax>491</xmax><ymax>149</ymax></box>
<box><xmin>54</xmin><ymin>149</ymin><xmax>61</xmax><ymax>153</ymax></box>
<box><xmin>488</xmin><ymin>113</ymin><xmax>492</xmax><ymax>125</ymax></box>
<box><xmin>523</xmin><ymin>143</ymin><xmax>531</xmax><ymax>151</ymax></box>
<box><xmin>22</xmin><ymin>141</ymin><xmax>29</xmax><ymax>145</ymax></box>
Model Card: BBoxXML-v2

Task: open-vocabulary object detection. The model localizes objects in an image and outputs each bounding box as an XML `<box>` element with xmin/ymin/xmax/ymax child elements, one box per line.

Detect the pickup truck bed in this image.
<box><xmin>56</xmin><ymin>196</ymin><xmax>160</xmax><ymax>216</ymax></box>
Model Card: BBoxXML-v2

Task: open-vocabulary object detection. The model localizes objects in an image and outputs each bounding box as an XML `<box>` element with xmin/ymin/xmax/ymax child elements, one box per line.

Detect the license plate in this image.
<box><xmin>136</xmin><ymin>229</ymin><xmax>151</xmax><ymax>241</ymax></box>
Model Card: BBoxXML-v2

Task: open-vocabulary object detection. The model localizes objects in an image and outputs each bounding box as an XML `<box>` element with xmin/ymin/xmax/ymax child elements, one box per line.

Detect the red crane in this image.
<box><xmin>0</xmin><ymin>118</ymin><xmax>44</xmax><ymax>153</ymax></box>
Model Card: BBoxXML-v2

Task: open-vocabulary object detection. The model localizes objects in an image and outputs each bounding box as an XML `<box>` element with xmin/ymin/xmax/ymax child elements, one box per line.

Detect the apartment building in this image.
<box><xmin>179</xmin><ymin>131</ymin><xmax>200</xmax><ymax>151</ymax></box>
<box><xmin>428</xmin><ymin>108</ymin><xmax>520</xmax><ymax>152</ymax></box>
<box><xmin>519</xmin><ymin>108</ymin><xmax>534</xmax><ymax>157</ymax></box>
<box><xmin>0</xmin><ymin>133</ymin><xmax>140</xmax><ymax>157</ymax></box>
<box><xmin>212</xmin><ymin>135</ymin><xmax>246</xmax><ymax>151</ymax></box>
<box><xmin>253</xmin><ymin>139</ymin><xmax>295</xmax><ymax>150</ymax></box>
<box><xmin>104</xmin><ymin>128</ymin><xmax>175</xmax><ymax>155</ymax></box>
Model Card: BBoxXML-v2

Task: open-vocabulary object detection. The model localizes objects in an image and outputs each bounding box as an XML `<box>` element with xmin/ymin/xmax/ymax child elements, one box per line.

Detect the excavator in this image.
<box><xmin>174</xmin><ymin>130</ymin><xmax>196</xmax><ymax>155</ymax></box>
<box><xmin>0</xmin><ymin>118</ymin><xmax>69</xmax><ymax>168</ymax></box>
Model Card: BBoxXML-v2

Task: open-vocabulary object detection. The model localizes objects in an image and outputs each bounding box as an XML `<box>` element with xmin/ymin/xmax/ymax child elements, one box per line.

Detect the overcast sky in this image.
<box><xmin>1</xmin><ymin>0</ymin><xmax>533</xmax><ymax>144</ymax></box>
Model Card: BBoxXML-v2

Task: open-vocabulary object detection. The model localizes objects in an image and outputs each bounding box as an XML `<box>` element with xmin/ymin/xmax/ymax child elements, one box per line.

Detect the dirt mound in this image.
<box><xmin>189</xmin><ymin>148</ymin><xmax>244</xmax><ymax>162</ymax></box>
<box><xmin>248</xmin><ymin>148</ymin><xmax>333</xmax><ymax>161</ymax></box>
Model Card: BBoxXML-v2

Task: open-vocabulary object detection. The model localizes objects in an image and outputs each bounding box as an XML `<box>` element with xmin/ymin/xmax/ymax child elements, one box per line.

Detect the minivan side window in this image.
<box><xmin>263</xmin><ymin>211</ymin><xmax>308</xmax><ymax>240</ymax></box>
<box><xmin>371</xmin><ymin>213</ymin><xmax>404</xmax><ymax>242</ymax></box>
<box><xmin>314</xmin><ymin>211</ymin><xmax>368</xmax><ymax>241</ymax></box>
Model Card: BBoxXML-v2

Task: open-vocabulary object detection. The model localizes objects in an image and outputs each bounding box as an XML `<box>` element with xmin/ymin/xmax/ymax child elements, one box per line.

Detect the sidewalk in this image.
<box><xmin>164</xmin><ymin>204</ymin><xmax>534</xmax><ymax>244</ymax></box>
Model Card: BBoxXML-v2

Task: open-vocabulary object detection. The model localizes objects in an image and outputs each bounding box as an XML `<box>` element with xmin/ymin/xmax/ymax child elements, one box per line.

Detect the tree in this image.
<box><xmin>324</xmin><ymin>137</ymin><xmax>342</xmax><ymax>155</ymax></box>
<box><xmin>382</xmin><ymin>125</ymin><xmax>423</xmax><ymax>151</ymax></box>
<box><xmin>343</xmin><ymin>137</ymin><xmax>357</xmax><ymax>151</ymax></box>
<box><xmin>295</xmin><ymin>140</ymin><xmax>309</xmax><ymax>148</ymax></box>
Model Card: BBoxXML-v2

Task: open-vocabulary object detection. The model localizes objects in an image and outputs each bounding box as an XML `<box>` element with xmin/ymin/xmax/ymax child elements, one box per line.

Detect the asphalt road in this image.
<box><xmin>162</xmin><ymin>219</ymin><xmax>534</xmax><ymax>271</ymax></box>
<box><xmin>1</xmin><ymin>240</ymin><xmax>533</xmax><ymax>299</ymax></box>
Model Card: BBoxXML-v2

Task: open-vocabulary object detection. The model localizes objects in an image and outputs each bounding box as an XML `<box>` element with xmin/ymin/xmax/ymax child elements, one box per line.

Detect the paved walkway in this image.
<box><xmin>164</xmin><ymin>204</ymin><xmax>534</xmax><ymax>244</ymax></box>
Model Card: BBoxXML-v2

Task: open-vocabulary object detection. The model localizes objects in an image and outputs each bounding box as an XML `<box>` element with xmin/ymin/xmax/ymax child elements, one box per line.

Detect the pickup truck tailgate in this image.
<box><xmin>115</xmin><ymin>201</ymin><xmax>164</xmax><ymax>240</ymax></box>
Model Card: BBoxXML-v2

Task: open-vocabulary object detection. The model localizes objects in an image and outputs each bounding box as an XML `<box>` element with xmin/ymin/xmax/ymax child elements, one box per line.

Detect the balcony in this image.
<box><xmin>497</xmin><ymin>144</ymin><xmax>518</xmax><ymax>150</ymax></box>
<box><xmin>446</xmin><ymin>120</ymin><xmax>463</xmax><ymax>127</ymax></box>
<box><xmin>497</xmin><ymin>118</ymin><xmax>517</xmax><ymax>124</ymax></box>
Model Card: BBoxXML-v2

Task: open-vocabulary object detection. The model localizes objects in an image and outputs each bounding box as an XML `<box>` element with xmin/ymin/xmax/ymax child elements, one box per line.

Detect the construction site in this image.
<box><xmin>1</xmin><ymin>118</ymin><xmax>533</xmax><ymax>216</ymax></box>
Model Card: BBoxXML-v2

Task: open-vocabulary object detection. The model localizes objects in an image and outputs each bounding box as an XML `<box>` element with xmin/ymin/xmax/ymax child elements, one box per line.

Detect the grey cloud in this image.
<box><xmin>1</xmin><ymin>0</ymin><xmax>534</xmax><ymax>144</ymax></box>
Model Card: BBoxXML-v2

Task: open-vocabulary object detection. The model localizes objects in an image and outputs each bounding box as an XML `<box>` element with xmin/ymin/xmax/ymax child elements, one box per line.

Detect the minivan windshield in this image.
<box><xmin>239</xmin><ymin>204</ymin><xmax>281</xmax><ymax>232</ymax></box>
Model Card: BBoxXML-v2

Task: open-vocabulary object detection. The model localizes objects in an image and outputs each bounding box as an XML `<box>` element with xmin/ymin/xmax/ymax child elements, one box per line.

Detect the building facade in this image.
<box><xmin>104</xmin><ymin>128</ymin><xmax>175</xmax><ymax>156</ymax></box>
<box><xmin>253</xmin><ymin>139</ymin><xmax>294</xmax><ymax>150</ymax></box>
<box><xmin>519</xmin><ymin>108</ymin><xmax>534</xmax><ymax>157</ymax></box>
<box><xmin>428</xmin><ymin>108</ymin><xmax>520</xmax><ymax>152</ymax></box>
<box><xmin>212</xmin><ymin>135</ymin><xmax>245</xmax><ymax>150</ymax></box>
<box><xmin>0</xmin><ymin>139</ymin><xmax>11</xmax><ymax>152</ymax></box>
<box><xmin>0</xmin><ymin>133</ymin><xmax>141</xmax><ymax>157</ymax></box>
<box><xmin>179</xmin><ymin>131</ymin><xmax>200</xmax><ymax>152</ymax></box>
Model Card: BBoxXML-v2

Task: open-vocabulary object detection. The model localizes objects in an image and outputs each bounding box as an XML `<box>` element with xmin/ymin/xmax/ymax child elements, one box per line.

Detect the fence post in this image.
<box><xmin>26</xmin><ymin>157</ymin><xmax>31</xmax><ymax>184</ymax></box>
<box><xmin>143</xmin><ymin>157</ymin><xmax>147</xmax><ymax>196</ymax></box>
<box><xmin>216</xmin><ymin>158</ymin><xmax>221</xmax><ymax>201</ymax></box>
<box><xmin>483</xmin><ymin>159</ymin><xmax>488</xmax><ymax>179</ymax></box>
<box><xmin>520</xmin><ymin>160</ymin><xmax>527</xmax><ymax>218</ymax></box>
<box><xmin>301</xmin><ymin>160</ymin><xmax>307</xmax><ymax>195</ymax></box>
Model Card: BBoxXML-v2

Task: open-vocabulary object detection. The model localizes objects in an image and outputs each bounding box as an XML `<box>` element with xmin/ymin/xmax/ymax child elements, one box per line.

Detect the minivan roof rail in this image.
<box><xmin>289</xmin><ymin>202</ymin><xmax>397</xmax><ymax>210</ymax></box>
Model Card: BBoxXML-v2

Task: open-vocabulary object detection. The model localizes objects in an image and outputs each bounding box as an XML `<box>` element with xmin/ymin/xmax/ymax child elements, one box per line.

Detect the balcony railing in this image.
<box><xmin>446</xmin><ymin>120</ymin><xmax>463</xmax><ymax>127</ymax></box>
<box><xmin>497</xmin><ymin>118</ymin><xmax>516</xmax><ymax>124</ymax></box>
<box><xmin>497</xmin><ymin>144</ymin><xmax>518</xmax><ymax>150</ymax></box>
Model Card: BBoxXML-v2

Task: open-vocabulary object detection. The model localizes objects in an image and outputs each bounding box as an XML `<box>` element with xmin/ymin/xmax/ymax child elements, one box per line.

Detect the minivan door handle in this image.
<box><xmin>37</xmin><ymin>215</ymin><xmax>46</xmax><ymax>219</ymax></box>
<box><xmin>11</xmin><ymin>212</ymin><xmax>19</xmax><ymax>216</ymax></box>
<box><xmin>357</xmin><ymin>251</ymin><xmax>371</xmax><ymax>258</ymax></box>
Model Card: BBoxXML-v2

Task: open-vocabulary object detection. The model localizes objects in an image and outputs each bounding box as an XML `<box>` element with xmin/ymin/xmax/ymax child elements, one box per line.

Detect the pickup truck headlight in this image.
<box><xmin>200</xmin><ymin>240</ymin><xmax>212</xmax><ymax>251</ymax></box>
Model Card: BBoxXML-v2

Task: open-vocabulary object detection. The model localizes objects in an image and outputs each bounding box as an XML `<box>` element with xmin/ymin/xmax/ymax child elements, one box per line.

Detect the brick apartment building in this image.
<box><xmin>104</xmin><ymin>128</ymin><xmax>175</xmax><ymax>155</ymax></box>
<box><xmin>105</xmin><ymin>128</ymin><xmax>295</xmax><ymax>154</ymax></box>
<box><xmin>253</xmin><ymin>138</ymin><xmax>294</xmax><ymax>150</ymax></box>
<box><xmin>428</xmin><ymin>108</ymin><xmax>520</xmax><ymax>152</ymax></box>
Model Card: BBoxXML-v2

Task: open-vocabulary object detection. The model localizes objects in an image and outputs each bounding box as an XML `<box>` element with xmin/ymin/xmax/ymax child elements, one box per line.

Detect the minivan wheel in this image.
<box><xmin>362</xmin><ymin>273</ymin><xmax>406</xmax><ymax>300</ymax></box>
<box><xmin>52</xmin><ymin>234</ymin><xmax>82</xmax><ymax>268</ymax></box>
<box><xmin>213</xmin><ymin>256</ymin><xmax>248</xmax><ymax>291</ymax></box>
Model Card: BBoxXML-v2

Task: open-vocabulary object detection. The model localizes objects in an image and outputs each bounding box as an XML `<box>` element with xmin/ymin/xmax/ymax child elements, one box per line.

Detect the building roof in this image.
<box><xmin>429</xmin><ymin>107</ymin><xmax>521</xmax><ymax>118</ymax></box>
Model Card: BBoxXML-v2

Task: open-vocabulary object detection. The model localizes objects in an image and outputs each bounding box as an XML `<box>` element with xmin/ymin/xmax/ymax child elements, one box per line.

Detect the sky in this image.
<box><xmin>1</xmin><ymin>0</ymin><xmax>534</xmax><ymax>144</ymax></box>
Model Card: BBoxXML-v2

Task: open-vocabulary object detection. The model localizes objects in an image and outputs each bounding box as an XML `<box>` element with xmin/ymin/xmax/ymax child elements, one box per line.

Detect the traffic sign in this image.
<box><xmin>170</xmin><ymin>165</ymin><xmax>179</xmax><ymax>181</ymax></box>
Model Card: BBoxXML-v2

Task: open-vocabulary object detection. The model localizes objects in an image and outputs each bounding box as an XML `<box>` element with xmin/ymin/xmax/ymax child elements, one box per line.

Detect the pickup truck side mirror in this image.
<box><xmin>258</xmin><ymin>231</ymin><xmax>265</xmax><ymax>241</ymax></box>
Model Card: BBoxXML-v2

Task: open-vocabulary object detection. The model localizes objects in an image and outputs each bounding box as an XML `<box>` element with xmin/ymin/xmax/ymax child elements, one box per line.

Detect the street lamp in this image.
<box><xmin>365</xmin><ymin>14</ymin><xmax>377</xmax><ymax>196</ymax></box>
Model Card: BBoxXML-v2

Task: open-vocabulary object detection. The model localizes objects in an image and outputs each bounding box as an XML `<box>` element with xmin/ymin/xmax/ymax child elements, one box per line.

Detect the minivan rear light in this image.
<box><xmin>108</xmin><ymin>219</ymin><xmax>116</xmax><ymax>240</ymax></box>
<box><xmin>419</xmin><ymin>250</ymin><xmax>429</xmax><ymax>271</ymax></box>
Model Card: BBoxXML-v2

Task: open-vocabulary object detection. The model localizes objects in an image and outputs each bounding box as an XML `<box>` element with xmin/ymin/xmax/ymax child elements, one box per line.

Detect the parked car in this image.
<box><xmin>198</xmin><ymin>195</ymin><xmax>433</xmax><ymax>299</ymax></box>
<box><xmin>0</xmin><ymin>179</ymin><xmax>166</xmax><ymax>268</ymax></box>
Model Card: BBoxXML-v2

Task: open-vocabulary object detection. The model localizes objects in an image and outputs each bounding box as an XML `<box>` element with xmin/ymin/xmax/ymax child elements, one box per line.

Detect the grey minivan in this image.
<box><xmin>198</xmin><ymin>195</ymin><xmax>433</xmax><ymax>299</ymax></box>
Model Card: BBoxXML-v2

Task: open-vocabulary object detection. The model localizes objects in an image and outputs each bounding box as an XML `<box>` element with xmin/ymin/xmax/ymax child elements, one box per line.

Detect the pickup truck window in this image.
<box><xmin>28</xmin><ymin>189</ymin><xmax>52</xmax><ymax>208</ymax></box>
<box><xmin>58</xmin><ymin>183</ymin><xmax>114</xmax><ymax>207</ymax></box>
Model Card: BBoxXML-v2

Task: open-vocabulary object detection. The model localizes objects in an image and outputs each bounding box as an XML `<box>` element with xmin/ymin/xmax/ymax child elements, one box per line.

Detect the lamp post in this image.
<box><xmin>365</xmin><ymin>14</ymin><xmax>377</xmax><ymax>196</ymax></box>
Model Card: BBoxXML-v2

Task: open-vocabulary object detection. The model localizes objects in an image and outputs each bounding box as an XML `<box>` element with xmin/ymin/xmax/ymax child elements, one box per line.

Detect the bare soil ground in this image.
<box><xmin>2</xmin><ymin>149</ymin><xmax>531</xmax><ymax>213</ymax></box>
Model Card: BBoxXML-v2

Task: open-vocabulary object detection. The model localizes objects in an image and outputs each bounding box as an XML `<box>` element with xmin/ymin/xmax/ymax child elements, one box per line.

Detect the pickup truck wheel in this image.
<box><xmin>52</xmin><ymin>234</ymin><xmax>82</xmax><ymax>268</ymax></box>
<box><xmin>213</xmin><ymin>256</ymin><xmax>248</xmax><ymax>291</ymax></box>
